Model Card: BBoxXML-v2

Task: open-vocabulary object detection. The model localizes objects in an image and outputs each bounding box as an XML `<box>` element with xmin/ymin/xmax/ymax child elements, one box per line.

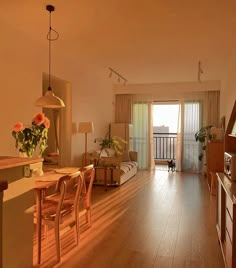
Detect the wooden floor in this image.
<box><xmin>33</xmin><ymin>168</ymin><xmax>224</xmax><ymax>268</ymax></box>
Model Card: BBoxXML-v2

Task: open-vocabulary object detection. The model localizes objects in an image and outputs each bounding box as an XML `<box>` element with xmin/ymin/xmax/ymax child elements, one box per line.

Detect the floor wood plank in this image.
<box><xmin>33</xmin><ymin>169</ymin><xmax>224</xmax><ymax>268</ymax></box>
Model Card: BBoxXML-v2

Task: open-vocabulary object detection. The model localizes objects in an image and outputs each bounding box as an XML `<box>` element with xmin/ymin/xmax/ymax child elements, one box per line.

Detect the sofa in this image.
<box><xmin>90</xmin><ymin>149</ymin><xmax>138</xmax><ymax>186</ymax></box>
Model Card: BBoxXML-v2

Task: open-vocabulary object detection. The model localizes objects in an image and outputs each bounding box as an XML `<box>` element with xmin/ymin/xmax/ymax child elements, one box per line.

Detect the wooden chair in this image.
<box><xmin>40</xmin><ymin>171</ymin><xmax>84</xmax><ymax>263</ymax></box>
<box><xmin>79</xmin><ymin>164</ymin><xmax>95</xmax><ymax>227</ymax></box>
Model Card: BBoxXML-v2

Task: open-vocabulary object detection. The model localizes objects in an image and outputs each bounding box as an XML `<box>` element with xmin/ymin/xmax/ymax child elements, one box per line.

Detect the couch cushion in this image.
<box><xmin>120</xmin><ymin>161</ymin><xmax>138</xmax><ymax>174</ymax></box>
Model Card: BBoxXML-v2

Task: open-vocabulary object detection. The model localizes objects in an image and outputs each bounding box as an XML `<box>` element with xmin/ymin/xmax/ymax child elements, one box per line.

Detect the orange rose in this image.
<box><xmin>13</xmin><ymin>122</ymin><xmax>23</xmax><ymax>132</ymax></box>
<box><xmin>44</xmin><ymin>117</ymin><xmax>50</xmax><ymax>129</ymax></box>
<box><xmin>33</xmin><ymin>112</ymin><xmax>45</xmax><ymax>125</ymax></box>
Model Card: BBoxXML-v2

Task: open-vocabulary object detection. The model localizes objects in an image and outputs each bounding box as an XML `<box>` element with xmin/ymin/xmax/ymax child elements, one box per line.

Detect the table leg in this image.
<box><xmin>104</xmin><ymin>167</ymin><xmax>107</xmax><ymax>191</ymax></box>
<box><xmin>36</xmin><ymin>189</ymin><xmax>42</xmax><ymax>264</ymax></box>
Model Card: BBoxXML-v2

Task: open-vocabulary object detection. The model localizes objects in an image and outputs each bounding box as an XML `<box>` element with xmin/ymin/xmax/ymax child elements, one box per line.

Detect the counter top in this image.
<box><xmin>0</xmin><ymin>156</ymin><xmax>43</xmax><ymax>170</ymax></box>
<box><xmin>217</xmin><ymin>172</ymin><xmax>236</xmax><ymax>203</ymax></box>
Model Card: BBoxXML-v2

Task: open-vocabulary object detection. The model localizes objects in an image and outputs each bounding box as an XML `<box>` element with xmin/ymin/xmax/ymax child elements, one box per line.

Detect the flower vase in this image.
<box><xmin>19</xmin><ymin>152</ymin><xmax>29</xmax><ymax>158</ymax></box>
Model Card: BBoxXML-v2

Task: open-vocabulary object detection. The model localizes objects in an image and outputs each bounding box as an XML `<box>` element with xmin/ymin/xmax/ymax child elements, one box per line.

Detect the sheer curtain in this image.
<box><xmin>182</xmin><ymin>100</ymin><xmax>202</xmax><ymax>172</ymax></box>
<box><xmin>177</xmin><ymin>91</ymin><xmax>220</xmax><ymax>173</ymax></box>
<box><xmin>132</xmin><ymin>102</ymin><xmax>154</xmax><ymax>169</ymax></box>
<box><xmin>175</xmin><ymin>101</ymin><xmax>182</xmax><ymax>171</ymax></box>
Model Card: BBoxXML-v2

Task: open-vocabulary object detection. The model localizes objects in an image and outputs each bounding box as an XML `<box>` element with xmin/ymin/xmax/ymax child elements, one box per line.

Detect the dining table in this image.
<box><xmin>34</xmin><ymin>167</ymin><xmax>80</xmax><ymax>265</ymax></box>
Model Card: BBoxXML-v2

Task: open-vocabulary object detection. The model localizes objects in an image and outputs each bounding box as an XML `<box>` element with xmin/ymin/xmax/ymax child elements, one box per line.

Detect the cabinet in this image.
<box><xmin>217</xmin><ymin>173</ymin><xmax>236</xmax><ymax>268</ymax></box>
<box><xmin>225</xmin><ymin>100</ymin><xmax>236</xmax><ymax>153</ymax></box>
<box><xmin>206</xmin><ymin>141</ymin><xmax>224</xmax><ymax>194</ymax></box>
<box><xmin>0</xmin><ymin>157</ymin><xmax>43</xmax><ymax>267</ymax></box>
<box><xmin>110</xmin><ymin>123</ymin><xmax>133</xmax><ymax>151</ymax></box>
<box><xmin>216</xmin><ymin>100</ymin><xmax>236</xmax><ymax>267</ymax></box>
<box><xmin>0</xmin><ymin>181</ymin><xmax>8</xmax><ymax>268</ymax></box>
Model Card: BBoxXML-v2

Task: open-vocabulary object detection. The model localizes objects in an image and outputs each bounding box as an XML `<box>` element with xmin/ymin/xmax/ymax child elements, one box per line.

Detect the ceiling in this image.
<box><xmin>1</xmin><ymin>0</ymin><xmax>236</xmax><ymax>84</ymax></box>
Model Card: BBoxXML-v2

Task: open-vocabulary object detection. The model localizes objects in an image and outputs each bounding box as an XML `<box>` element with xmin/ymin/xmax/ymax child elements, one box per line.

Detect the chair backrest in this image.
<box><xmin>54</xmin><ymin>171</ymin><xmax>84</xmax><ymax>220</ymax></box>
<box><xmin>79</xmin><ymin>164</ymin><xmax>95</xmax><ymax>204</ymax></box>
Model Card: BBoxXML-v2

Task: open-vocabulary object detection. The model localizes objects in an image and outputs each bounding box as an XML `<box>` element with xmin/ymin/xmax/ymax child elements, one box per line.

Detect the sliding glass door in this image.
<box><xmin>133</xmin><ymin>100</ymin><xmax>202</xmax><ymax>172</ymax></box>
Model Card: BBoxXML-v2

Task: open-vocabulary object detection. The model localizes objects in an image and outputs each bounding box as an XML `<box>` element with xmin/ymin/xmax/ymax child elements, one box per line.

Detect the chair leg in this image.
<box><xmin>43</xmin><ymin>224</ymin><xmax>48</xmax><ymax>239</ymax></box>
<box><xmin>86</xmin><ymin>209</ymin><xmax>91</xmax><ymax>227</ymax></box>
<box><xmin>83</xmin><ymin>199</ymin><xmax>92</xmax><ymax>227</ymax></box>
<box><xmin>75</xmin><ymin>213</ymin><xmax>80</xmax><ymax>245</ymax></box>
<box><xmin>54</xmin><ymin>220</ymin><xmax>61</xmax><ymax>263</ymax></box>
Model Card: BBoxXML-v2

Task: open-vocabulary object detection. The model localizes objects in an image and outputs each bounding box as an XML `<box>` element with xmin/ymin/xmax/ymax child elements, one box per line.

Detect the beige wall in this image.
<box><xmin>220</xmin><ymin>55</ymin><xmax>236</xmax><ymax>127</ymax></box>
<box><xmin>0</xmin><ymin>19</ymin><xmax>44</xmax><ymax>156</ymax></box>
<box><xmin>1</xmin><ymin>5</ymin><xmax>236</xmax><ymax>165</ymax></box>
<box><xmin>0</xmin><ymin>11</ymin><xmax>115</xmax><ymax>165</ymax></box>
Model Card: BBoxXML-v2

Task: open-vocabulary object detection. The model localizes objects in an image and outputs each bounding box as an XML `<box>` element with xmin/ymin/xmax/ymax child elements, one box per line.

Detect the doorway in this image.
<box><xmin>42</xmin><ymin>73</ymin><xmax>72</xmax><ymax>167</ymax></box>
<box><xmin>132</xmin><ymin>100</ymin><xmax>202</xmax><ymax>172</ymax></box>
<box><xmin>153</xmin><ymin>102</ymin><xmax>180</xmax><ymax>170</ymax></box>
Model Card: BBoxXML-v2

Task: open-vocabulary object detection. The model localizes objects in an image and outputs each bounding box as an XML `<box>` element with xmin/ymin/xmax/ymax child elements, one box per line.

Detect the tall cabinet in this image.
<box><xmin>206</xmin><ymin>140</ymin><xmax>224</xmax><ymax>194</ymax></box>
<box><xmin>110</xmin><ymin>123</ymin><xmax>133</xmax><ymax>151</ymax></box>
<box><xmin>217</xmin><ymin>100</ymin><xmax>236</xmax><ymax>268</ymax></box>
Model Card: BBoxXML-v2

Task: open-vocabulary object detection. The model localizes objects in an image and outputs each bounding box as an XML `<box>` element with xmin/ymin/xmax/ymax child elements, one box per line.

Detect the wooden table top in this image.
<box><xmin>0</xmin><ymin>156</ymin><xmax>43</xmax><ymax>170</ymax></box>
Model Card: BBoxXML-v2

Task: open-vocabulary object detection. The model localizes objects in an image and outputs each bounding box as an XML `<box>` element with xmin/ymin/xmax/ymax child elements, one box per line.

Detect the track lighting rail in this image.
<box><xmin>109</xmin><ymin>67</ymin><xmax>127</xmax><ymax>85</ymax></box>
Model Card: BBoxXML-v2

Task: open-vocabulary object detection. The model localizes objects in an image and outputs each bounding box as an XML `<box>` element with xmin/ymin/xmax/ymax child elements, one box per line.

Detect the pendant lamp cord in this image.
<box><xmin>47</xmin><ymin>10</ymin><xmax>59</xmax><ymax>91</ymax></box>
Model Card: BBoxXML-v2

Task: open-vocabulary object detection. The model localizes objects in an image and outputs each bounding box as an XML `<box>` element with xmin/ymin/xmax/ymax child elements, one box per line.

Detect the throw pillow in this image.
<box><xmin>122</xmin><ymin>150</ymin><xmax>130</xmax><ymax>162</ymax></box>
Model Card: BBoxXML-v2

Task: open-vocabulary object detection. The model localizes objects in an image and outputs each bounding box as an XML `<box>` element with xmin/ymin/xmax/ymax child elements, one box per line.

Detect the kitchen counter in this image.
<box><xmin>0</xmin><ymin>156</ymin><xmax>42</xmax><ymax>268</ymax></box>
<box><xmin>0</xmin><ymin>156</ymin><xmax>43</xmax><ymax>170</ymax></box>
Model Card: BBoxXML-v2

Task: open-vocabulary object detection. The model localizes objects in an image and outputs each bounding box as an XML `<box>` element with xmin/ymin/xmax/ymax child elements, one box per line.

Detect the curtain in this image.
<box><xmin>149</xmin><ymin>104</ymin><xmax>155</xmax><ymax>170</ymax></box>
<box><xmin>182</xmin><ymin>100</ymin><xmax>201</xmax><ymax>172</ymax></box>
<box><xmin>115</xmin><ymin>94</ymin><xmax>132</xmax><ymax>123</ymax></box>
<box><xmin>132</xmin><ymin>102</ymin><xmax>154</xmax><ymax>169</ymax></box>
<box><xmin>175</xmin><ymin>101</ymin><xmax>182</xmax><ymax>171</ymax></box>
<box><xmin>205</xmin><ymin>91</ymin><xmax>220</xmax><ymax>126</ymax></box>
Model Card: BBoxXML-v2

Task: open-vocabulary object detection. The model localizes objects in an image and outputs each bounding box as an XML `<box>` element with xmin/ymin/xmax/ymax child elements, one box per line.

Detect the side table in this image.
<box><xmin>95</xmin><ymin>165</ymin><xmax>119</xmax><ymax>191</ymax></box>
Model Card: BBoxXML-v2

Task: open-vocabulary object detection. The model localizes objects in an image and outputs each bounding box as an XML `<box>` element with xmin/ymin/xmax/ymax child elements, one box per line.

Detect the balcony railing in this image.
<box><xmin>153</xmin><ymin>132</ymin><xmax>177</xmax><ymax>160</ymax></box>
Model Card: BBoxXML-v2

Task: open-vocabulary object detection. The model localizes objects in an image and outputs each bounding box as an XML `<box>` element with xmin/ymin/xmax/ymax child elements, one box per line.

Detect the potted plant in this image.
<box><xmin>94</xmin><ymin>132</ymin><xmax>127</xmax><ymax>165</ymax></box>
<box><xmin>195</xmin><ymin>125</ymin><xmax>214</xmax><ymax>161</ymax></box>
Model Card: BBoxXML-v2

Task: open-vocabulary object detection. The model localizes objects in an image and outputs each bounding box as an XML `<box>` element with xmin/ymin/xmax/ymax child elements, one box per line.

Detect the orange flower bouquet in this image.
<box><xmin>12</xmin><ymin>112</ymin><xmax>50</xmax><ymax>157</ymax></box>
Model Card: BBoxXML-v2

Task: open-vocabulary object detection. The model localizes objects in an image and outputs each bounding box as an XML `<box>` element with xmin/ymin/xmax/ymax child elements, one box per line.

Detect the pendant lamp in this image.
<box><xmin>35</xmin><ymin>5</ymin><xmax>65</xmax><ymax>108</ymax></box>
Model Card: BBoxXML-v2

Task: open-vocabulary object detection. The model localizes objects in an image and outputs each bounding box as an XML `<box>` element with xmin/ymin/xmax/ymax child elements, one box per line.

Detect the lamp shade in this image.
<box><xmin>35</xmin><ymin>90</ymin><xmax>65</xmax><ymax>109</ymax></box>
<box><xmin>78</xmin><ymin>122</ymin><xmax>94</xmax><ymax>133</ymax></box>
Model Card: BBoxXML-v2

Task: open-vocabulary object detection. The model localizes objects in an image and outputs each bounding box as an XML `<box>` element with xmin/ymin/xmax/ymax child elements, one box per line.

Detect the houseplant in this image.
<box><xmin>12</xmin><ymin>112</ymin><xmax>50</xmax><ymax>157</ymax></box>
<box><xmin>94</xmin><ymin>132</ymin><xmax>127</xmax><ymax>165</ymax></box>
<box><xmin>195</xmin><ymin>125</ymin><xmax>213</xmax><ymax>161</ymax></box>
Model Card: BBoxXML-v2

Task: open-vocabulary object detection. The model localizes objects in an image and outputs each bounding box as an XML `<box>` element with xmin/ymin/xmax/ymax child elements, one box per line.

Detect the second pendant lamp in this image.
<box><xmin>35</xmin><ymin>5</ymin><xmax>65</xmax><ymax>109</ymax></box>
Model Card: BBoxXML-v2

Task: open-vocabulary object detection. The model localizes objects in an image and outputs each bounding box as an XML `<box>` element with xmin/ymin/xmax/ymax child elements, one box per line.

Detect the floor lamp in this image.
<box><xmin>78</xmin><ymin>122</ymin><xmax>94</xmax><ymax>166</ymax></box>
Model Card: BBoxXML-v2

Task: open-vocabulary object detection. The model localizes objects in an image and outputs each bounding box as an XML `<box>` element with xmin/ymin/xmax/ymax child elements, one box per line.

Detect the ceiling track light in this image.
<box><xmin>108</xmin><ymin>67</ymin><xmax>127</xmax><ymax>86</ymax></box>
<box><xmin>35</xmin><ymin>5</ymin><xmax>65</xmax><ymax>109</ymax></box>
<box><xmin>198</xmin><ymin>60</ymin><xmax>203</xmax><ymax>83</ymax></box>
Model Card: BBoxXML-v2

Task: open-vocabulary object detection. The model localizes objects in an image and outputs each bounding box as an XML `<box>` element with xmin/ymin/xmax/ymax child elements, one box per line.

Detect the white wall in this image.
<box><xmin>0</xmin><ymin>11</ymin><xmax>115</xmax><ymax>165</ymax></box>
<box><xmin>0</xmin><ymin>17</ymin><xmax>44</xmax><ymax>156</ymax></box>
<box><xmin>220</xmin><ymin>55</ymin><xmax>236</xmax><ymax>127</ymax></box>
<box><xmin>1</xmin><ymin>4</ymin><xmax>235</xmax><ymax>165</ymax></box>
